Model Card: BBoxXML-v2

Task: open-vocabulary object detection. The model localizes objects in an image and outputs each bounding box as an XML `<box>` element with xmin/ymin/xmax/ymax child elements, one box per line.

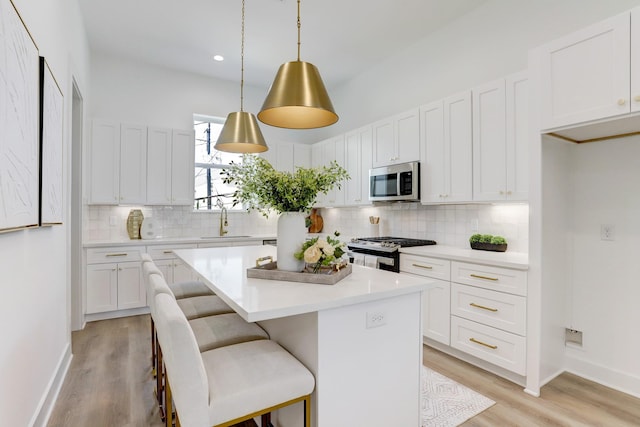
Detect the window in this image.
<box><xmin>193</xmin><ymin>115</ymin><xmax>244</xmax><ymax>211</ymax></box>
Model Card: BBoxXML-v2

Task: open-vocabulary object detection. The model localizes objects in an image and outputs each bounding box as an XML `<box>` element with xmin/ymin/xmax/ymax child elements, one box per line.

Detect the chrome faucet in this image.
<box><xmin>219</xmin><ymin>206</ymin><xmax>228</xmax><ymax>236</ymax></box>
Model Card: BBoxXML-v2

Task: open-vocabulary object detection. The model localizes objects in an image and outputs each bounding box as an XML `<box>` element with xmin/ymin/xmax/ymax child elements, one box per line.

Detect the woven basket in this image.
<box><xmin>470</xmin><ymin>242</ymin><xmax>507</xmax><ymax>252</ymax></box>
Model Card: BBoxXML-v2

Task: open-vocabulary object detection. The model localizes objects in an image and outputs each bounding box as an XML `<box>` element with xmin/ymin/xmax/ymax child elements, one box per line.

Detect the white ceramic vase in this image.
<box><xmin>277</xmin><ymin>212</ymin><xmax>306</xmax><ymax>272</ymax></box>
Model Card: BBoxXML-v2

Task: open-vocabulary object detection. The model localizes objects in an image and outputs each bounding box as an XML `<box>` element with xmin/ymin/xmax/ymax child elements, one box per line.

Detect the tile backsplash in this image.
<box><xmin>85</xmin><ymin>203</ymin><xmax>528</xmax><ymax>253</ymax></box>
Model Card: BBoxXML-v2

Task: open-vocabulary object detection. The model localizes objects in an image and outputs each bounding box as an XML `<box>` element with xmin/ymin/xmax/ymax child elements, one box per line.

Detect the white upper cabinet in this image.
<box><xmin>323</xmin><ymin>135</ymin><xmax>345</xmax><ymax>207</ymax></box>
<box><xmin>294</xmin><ymin>144</ymin><xmax>311</xmax><ymax>169</ymax></box>
<box><xmin>90</xmin><ymin>120</ymin><xmax>147</xmax><ymax>205</ymax></box>
<box><xmin>472</xmin><ymin>73</ymin><xmax>528</xmax><ymax>202</ymax></box>
<box><xmin>277</xmin><ymin>142</ymin><xmax>295</xmax><ymax>173</ymax></box>
<box><xmin>540</xmin><ymin>11</ymin><xmax>631</xmax><ymax>129</ymax></box>
<box><xmin>146</xmin><ymin>127</ymin><xmax>172</xmax><ymax>204</ymax></box>
<box><xmin>344</xmin><ymin>125</ymin><xmax>373</xmax><ymax>206</ymax></box>
<box><xmin>90</xmin><ymin>119</ymin><xmax>120</xmax><ymax>204</ymax></box>
<box><xmin>119</xmin><ymin>124</ymin><xmax>147</xmax><ymax>204</ymax></box>
<box><xmin>170</xmin><ymin>129</ymin><xmax>196</xmax><ymax>205</ymax></box>
<box><xmin>259</xmin><ymin>142</ymin><xmax>310</xmax><ymax>172</ymax></box>
<box><xmin>147</xmin><ymin>128</ymin><xmax>194</xmax><ymax>205</ymax></box>
<box><xmin>420</xmin><ymin>91</ymin><xmax>472</xmax><ymax>204</ymax></box>
<box><xmin>372</xmin><ymin>108</ymin><xmax>420</xmax><ymax>167</ymax></box>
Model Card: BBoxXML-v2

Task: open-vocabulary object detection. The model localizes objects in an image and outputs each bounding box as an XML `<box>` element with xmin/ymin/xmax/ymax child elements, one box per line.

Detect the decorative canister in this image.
<box><xmin>126</xmin><ymin>209</ymin><xmax>144</xmax><ymax>239</ymax></box>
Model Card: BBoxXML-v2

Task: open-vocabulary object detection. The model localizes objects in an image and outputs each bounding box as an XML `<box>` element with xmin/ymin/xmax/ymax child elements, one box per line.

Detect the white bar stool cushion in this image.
<box><xmin>205</xmin><ymin>340</ymin><xmax>315</xmax><ymax>426</ymax></box>
<box><xmin>189</xmin><ymin>313</ymin><xmax>269</xmax><ymax>353</ymax></box>
<box><xmin>170</xmin><ymin>281</ymin><xmax>215</xmax><ymax>299</ymax></box>
<box><xmin>176</xmin><ymin>295</ymin><xmax>234</xmax><ymax>320</ymax></box>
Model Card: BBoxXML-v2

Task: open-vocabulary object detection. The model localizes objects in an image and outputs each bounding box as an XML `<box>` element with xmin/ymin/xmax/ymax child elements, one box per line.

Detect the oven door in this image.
<box><xmin>347</xmin><ymin>247</ymin><xmax>399</xmax><ymax>273</ymax></box>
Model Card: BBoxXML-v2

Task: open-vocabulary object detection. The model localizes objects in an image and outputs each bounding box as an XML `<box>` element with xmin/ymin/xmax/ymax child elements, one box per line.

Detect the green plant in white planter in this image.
<box><xmin>469</xmin><ymin>233</ymin><xmax>508</xmax><ymax>252</ymax></box>
<box><xmin>222</xmin><ymin>155</ymin><xmax>349</xmax><ymax>271</ymax></box>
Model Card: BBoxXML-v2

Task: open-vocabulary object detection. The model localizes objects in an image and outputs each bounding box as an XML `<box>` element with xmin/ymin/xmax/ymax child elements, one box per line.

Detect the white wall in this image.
<box><xmin>0</xmin><ymin>0</ymin><xmax>90</xmax><ymax>426</ymax></box>
<box><xmin>562</xmin><ymin>136</ymin><xmax>640</xmax><ymax>396</ymax></box>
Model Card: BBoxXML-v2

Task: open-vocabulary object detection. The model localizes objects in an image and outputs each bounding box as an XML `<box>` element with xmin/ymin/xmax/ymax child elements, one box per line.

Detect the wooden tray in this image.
<box><xmin>247</xmin><ymin>261</ymin><xmax>352</xmax><ymax>285</ymax></box>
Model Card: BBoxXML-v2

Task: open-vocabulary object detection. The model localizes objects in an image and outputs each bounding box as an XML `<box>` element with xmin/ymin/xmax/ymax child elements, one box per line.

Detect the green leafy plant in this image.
<box><xmin>480</xmin><ymin>234</ymin><xmax>493</xmax><ymax>243</ymax></box>
<box><xmin>469</xmin><ymin>234</ymin><xmax>483</xmax><ymax>244</ymax></box>
<box><xmin>294</xmin><ymin>231</ymin><xmax>346</xmax><ymax>273</ymax></box>
<box><xmin>490</xmin><ymin>236</ymin><xmax>507</xmax><ymax>245</ymax></box>
<box><xmin>221</xmin><ymin>155</ymin><xmax>349</xmax><ymax>217</ymax></box>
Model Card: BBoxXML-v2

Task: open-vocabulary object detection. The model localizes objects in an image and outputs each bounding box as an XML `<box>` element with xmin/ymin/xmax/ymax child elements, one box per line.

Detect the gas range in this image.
<box><xmin>347</xmin><ymin>237</ymin><xmax>437</xmax><ymax>272</ymax></box>
<box><xmin>348</xmin><ymin>236</ymin><xmax>437</xmax><ymax>253</ymax></box>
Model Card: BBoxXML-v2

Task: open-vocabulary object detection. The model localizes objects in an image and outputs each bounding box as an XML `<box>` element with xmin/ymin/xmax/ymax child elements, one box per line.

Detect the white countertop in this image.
<box><xmin>399</xmin><ymin>244</ymin><xmax>528</xmax><ymax>270</ymax></box>
<box><xmin>173</xmin><ymin>245</ymin><xmax>433</xmax><ymax>322</ymax></box>
<box><xmin>83</xmin><ymin>234</ymin><xmax>276</xmax><ymax>248</ymax></box>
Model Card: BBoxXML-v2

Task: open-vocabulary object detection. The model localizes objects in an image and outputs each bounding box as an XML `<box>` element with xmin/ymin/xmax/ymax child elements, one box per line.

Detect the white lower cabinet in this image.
<box><xmin>400</xmin><ymin>254</ymin><xmax>451</xmax><ymax>345</ymax></box>
<box><xmin>86</xmin><ymin>246</ymin><xmax>145</xmax><ymax>314</ymax></box>
<box><xmin>148</xmin><ymin>244</ymin><xmax>197</xmax><ymax>284</ymax></box>
<box><xmin>401</xmin><ymin>253</ymin><xmax>528</xmax><ymax>377</ymax></box>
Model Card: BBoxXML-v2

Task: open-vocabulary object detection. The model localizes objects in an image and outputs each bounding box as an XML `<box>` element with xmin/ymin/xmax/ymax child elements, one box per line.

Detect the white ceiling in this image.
<box><xmin>79</xmin><ymin>0</ymin><xmax>487</xmax><ymax>89</ymax></box>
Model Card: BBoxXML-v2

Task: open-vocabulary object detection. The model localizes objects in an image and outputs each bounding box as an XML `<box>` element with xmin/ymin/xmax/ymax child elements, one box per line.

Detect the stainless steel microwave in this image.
<box><xmin>369</xmin><ymin>161</ymin><xmax>420</xmax><ymax>202</ymax></box>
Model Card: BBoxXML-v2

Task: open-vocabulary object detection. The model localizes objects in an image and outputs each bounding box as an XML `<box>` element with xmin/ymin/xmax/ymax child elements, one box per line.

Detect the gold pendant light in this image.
<box><xmin>258</xmin><ymin>0</ymin><xmax>338</xmax><ymax>129</ymax></box>
<box><xmin>215</xmin><ymin>0</ymin><xmax>268</xmax><ymax>153</ymax></box>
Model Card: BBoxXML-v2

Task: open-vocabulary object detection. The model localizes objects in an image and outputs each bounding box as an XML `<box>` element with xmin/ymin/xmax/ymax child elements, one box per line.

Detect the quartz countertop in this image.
<box><xmin>399</xmin><ymin>244</ymin><xmax>528</xmax><ymax>270</ymax></box>
<box><xmin>83</xmin><ymin>234</ymin><xmax>277</xmax><ymax>248</ymax></box>
<box><xmin>173</xmin><ymin>245</ymin><xmax>433</xmax><ymax>322</ymax></box>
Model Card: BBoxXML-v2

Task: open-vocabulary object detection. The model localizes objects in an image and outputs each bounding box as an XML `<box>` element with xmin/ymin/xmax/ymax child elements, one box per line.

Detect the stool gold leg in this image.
<box><xmin>165</xmin><ymin>378</ymin><xmax>173</xmax><ymax>427</ymax></box>
<box><xmin>304</xmin><ymin>395</ymin><xmax>311</xmax><ymax>427</ymax></box>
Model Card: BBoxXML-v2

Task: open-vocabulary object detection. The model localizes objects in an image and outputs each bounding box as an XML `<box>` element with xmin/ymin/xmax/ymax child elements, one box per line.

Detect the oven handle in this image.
<box><xmin>347</xmin><ymin>251</ymin><xmax>395</xmax><ymax>267</ymax></box>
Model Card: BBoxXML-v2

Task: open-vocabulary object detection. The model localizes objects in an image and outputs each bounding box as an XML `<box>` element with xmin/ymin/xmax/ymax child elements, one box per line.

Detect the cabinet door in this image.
<box><xmin>540</xmin><ymin>12</ymin><xmax>630</xmax><ymax>129</ymax></box>
<box><xmin>146</xmin><ymin>127</ymin><xmax>172</xmax><ymax>204</ymax></box>
<box><xmin>154</xmin><ymin>259</ymin><xmax>173</xmax><ymax>284</ymax></box>
<box><xmin>506</xmin><ymin>72</ymin><xmax>529</xmax><ymax>201</ymax></box>
<box><xmin>90</xmin><ymin>119</ymin><xmax>120</xmax><ymax>204</ymax></box>
<box><xmin>86</xmin><ymin>263</ymin><xmax>118</xmax><ymax>314</ymax></box>
<box><xmin>277</xmin><ymin>142</ymin><xmax>295</xmax><ymax>173</ymax></box>
<box><xmin>311</xmin><ymin>143</ymin><xmax>325</xmax><ymax>207</ymax></box>
<box><xmin>395</xmin><ymin>108</ymin><xmax>420</xmax><ymax>163</ymax></box>
<box><xmin>294</xmin><ymin>144</ymin><xmax>311</xmax><ymax>169</ymax></box>
<box><xmin>445</xmin><ymin>91</ymin><xmax>473</xmax><ymax>202</ymax></box>
<box><xmin>117</xmin><ymin>262</ymin><xmax>145</xmax><ymax>310</ymax></box>
<box><xmin>171</xmin><ymin>129</ymin><xmax>195</xmax><ymax>205</ymax></box>
<box><xmin>632</xmin><ymin>8</ymin><xmax>640</xmax><ymax>113</ymax></box>
<box><xmin>420</xmin><ymin>100</ymin><xmax>445</xmax><ymax>204</ymax></box>
<box><xmin>345</xmin><ymin>126</ymin><xmax>372</xmax><ymax>206</ymax></box>
<box><xmin>119</xmin><ymin>124</ymin><xmax>147</xmax><ymax>204</ymax></box>
<box><xmin>172</xmin><ymin>259</ymin><xmax>195</xmax><ymax>283</ymax></box>
<box><xmin>260</xmin><ymin>141</ymin><xmax>277</xmax><ymax>167</ymax></box>
<box><xmin>473</xmin><ymin>79</ymin><xmax>507</xmax><ymax>201</ymax></box>
<box><xmin>371</xmin><ymin>119</ymin><xmax>394</xmax><ymax>167</ymax></box>
<box><xmin>423</xmin><ymin>278</ymin><xmax>451</xmax><ymax>345</ymax></box>
<box><xmin>332</xmin><ymin>136</ymin><xmax>345</xmax><ymax>206</ymax></box>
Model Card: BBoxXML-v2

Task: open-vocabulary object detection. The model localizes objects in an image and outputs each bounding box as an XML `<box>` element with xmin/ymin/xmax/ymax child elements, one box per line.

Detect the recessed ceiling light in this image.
<box><xmin>213</xmin><ymin>55</ymin><xmax>224</xmax><ymax>62</ymax></box>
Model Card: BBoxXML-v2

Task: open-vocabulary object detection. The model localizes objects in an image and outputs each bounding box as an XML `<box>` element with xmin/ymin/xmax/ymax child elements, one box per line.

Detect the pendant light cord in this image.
<box><xmin>240</xmin><ymin>0</ymin><xmax>245</xmax><ymax>112</ymax></box>
<box><xmin>297</xmin><ymin>0</ymin><xmax>301</xmax><ymax>61</ymax></box>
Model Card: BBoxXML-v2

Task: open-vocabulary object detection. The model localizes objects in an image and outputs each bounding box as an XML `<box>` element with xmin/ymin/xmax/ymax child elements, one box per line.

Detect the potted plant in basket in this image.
<box><xmin>221</xmin><ymin>155</ymin><xmax>349</xmax><ymax>271</ymax></box>
<box><xmin>469</xmin><ymin>233</ymin><xmax>508</xmax><ymax>252</ymax></box>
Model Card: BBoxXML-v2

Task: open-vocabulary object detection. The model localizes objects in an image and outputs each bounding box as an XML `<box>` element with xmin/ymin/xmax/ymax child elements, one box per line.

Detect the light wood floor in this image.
<box><xmin>48</xmin><ymin>315</ymin><xmax>640</xmax><ymax>426</ymax></box>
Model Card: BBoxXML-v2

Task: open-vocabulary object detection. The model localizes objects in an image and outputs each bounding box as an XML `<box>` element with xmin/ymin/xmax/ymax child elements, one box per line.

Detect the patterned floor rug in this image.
<box><xmin>422</xmin><ymin>366</ymin><xmax>495</xmax><ymax>427</ymax></box>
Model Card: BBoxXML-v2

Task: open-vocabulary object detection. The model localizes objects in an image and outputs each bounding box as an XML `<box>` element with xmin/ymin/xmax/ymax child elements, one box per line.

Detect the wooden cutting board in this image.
<box><xmin>308</xmin><ymin>209</ymin><xmax>324</xmax><ymax>233</ymax></box>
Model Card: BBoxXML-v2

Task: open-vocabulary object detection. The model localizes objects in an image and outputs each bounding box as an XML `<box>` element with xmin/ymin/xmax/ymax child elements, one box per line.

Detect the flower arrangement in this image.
<box><xmin>221</xmin><ymin>155</ymin><xmax>349</xmax><ymax>217</ymax></box>
<box><xmin>294</xmin><ymin>231</ymin><xmax>347</xmax><ymax>273</ymax></box>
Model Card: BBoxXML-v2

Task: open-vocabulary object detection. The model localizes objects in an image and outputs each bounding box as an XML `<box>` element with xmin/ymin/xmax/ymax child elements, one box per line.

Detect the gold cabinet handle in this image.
<box><xmin>470</xmin><ymin>273</ymin><xmax>498</xmax><ymax>281</ymax></box>
<box><xmin>470</xmin><ymin>302</ymin><xmax>498</xmax><ymax>312</ymax></box>
<box><xmin>106</xmin><ymin>253</ymin><xmax>128</xmax><ymax>257</ymax></box>
<box><xmin>618</xmin><ymin>98</ymin><xmax>626</xmax><ymax>106</ymax></box>
<box><xmin>470</xmin><ymin>337</ymin><xmax>497</xmax><ymax>349</ymax></box>
<box><xmin>412</xmin><ymin>263</ymin><xmax>433</xmax><ymax>270</ymax></box>
<box><xmin>163</xmin><ymin>250</ymin><xmax>173</xmax><ymax>254</ymax></box>
<box><xmin>634</xmin><ymin>95</ymin><xmax>640</xmax><ymax>102</ymax></box>
<box><xmin>256</xmin><ymin>256</ymin><xmax>273</xmax><ymax>267</ymax></box>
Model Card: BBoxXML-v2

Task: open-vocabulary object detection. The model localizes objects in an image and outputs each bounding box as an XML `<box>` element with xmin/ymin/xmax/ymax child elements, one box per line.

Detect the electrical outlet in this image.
<box><xmin>366</xmin><ymin>311</ymin><xmax>386</xmax><ymax>329</ymax></box>
<box><xmin>601</xmin><ymin>224</ymin><xmax>615</xmax><ymax>241</ymax></box>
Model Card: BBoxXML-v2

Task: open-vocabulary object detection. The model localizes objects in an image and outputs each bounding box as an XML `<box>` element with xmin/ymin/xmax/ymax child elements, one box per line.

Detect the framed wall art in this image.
<box><xmin>39</xmin><ymin>57</ymin><xmax>64</xmax><ymax>226</ymax></box>
<box><xmin>0</xmin><ymin>0</ymin><xmax>40</xmax><ymax>233</ymax></box>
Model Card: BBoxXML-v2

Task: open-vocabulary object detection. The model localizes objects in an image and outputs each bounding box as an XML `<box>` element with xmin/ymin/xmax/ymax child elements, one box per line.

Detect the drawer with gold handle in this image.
<box><xmin>400</xmin><ymin>254</ymin><xmax>450</xmax><ymax>280</ymax></box>
<box><xmin>451</xmin><ymin>261</ymin><xmax>527</xmax><ymax>296</ymax></box>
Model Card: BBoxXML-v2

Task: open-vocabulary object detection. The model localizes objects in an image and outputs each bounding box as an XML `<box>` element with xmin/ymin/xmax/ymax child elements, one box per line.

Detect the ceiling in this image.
<box><xmin>79</xmin><ymin>0</ymin><xmax>487</xmax><ymax>89</ymax></box>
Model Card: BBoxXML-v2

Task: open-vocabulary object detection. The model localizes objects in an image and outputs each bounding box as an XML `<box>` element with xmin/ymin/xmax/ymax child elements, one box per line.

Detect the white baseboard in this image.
<box><xmin>29</xmin><ymin>343</ymin><xmax>72</xmax><ymax>427</ymax></box>
<box><xmin>84</xmin><ymin>306</ymin><xmax>150</xmax><ymax>323</ymax></box>
<box><xmin>565</xmin><ymin>354</ymin><xmax>640</xmax><ymax>399</ymax></box>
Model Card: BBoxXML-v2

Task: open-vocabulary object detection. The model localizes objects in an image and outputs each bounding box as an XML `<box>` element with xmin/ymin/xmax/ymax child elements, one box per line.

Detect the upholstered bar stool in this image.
<box><xmin>147</xmin><ymin>273</ymin><xmax>269</xmax><ymax>418</ymax></box>
<box><xmin>141</xmin><ymin>253</ymin><xmax>214</xmax><ymax>299</ymax></box>
<box><xmin>154</xmin><ymin>293</ymin><xmax>315</xmax><ymax>427</ymax></box>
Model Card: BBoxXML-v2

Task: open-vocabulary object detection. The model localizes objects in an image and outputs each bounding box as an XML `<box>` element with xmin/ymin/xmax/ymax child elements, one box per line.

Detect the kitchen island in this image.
<box><xmin>173</xmin><ymin>245</ymin><xmax>433</xmax><ymax>427</ymax></box>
